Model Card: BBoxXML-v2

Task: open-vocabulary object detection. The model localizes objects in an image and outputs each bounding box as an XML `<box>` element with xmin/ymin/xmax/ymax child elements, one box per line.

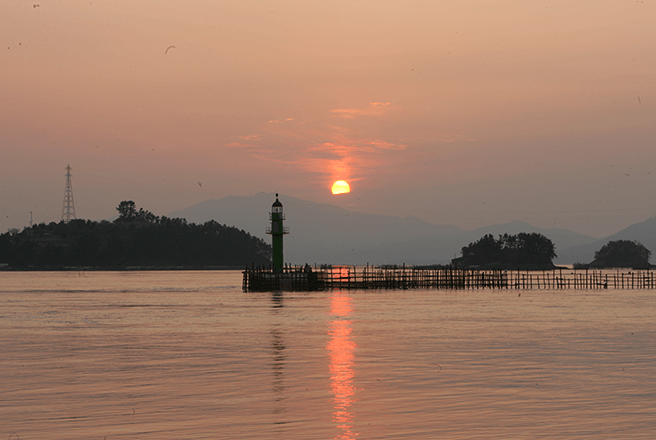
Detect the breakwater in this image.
<box><xmin>242</xmin><ymin>264</ymin><xmax>656</xmax><ymax>292</ymax></box>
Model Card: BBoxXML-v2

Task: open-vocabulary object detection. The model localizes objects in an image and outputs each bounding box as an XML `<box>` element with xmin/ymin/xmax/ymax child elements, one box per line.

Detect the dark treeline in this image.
<box><xmin>0</xmin><ymin>201</ymin><xmax>271</xmax><ymax>269</ymax></box>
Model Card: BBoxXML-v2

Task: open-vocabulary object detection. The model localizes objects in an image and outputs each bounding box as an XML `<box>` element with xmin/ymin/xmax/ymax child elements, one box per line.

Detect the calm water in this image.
<box><xmin>1</xmin><ymin>271</ymin><xmax>655</xmax><ymax>439</ymax></box>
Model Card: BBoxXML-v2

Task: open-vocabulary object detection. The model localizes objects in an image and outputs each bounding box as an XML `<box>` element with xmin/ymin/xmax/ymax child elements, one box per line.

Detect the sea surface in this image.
<box><xmin>1</xmin><ymin>270</ymin><xmax>655</xmax><ymax>439</ymax></box>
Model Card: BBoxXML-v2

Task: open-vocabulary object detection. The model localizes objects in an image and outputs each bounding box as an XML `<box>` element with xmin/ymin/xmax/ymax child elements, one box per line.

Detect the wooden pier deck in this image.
<box><xmin>243</xmin><ymin>264</ymin><xmax>656</xmax><ymax>292</ymax></box>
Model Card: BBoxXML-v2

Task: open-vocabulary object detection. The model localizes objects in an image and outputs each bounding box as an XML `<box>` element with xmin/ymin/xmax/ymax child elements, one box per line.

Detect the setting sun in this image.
<box><xmin>331</xmin><ymin>180</ymin><xmax>351</xmax><ymax>195</ymax></box>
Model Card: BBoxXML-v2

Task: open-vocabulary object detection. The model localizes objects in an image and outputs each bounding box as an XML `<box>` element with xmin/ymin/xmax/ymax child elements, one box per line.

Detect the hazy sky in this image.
<box><xmin>3</xmin><ymin>0</ymin><xmax>655</xmax><ymax>237</ymax></box>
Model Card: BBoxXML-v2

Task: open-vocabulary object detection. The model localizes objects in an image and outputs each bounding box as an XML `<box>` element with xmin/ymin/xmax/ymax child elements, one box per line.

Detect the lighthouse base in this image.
<box><xmin>242</xmin><ymin>267</ymin><xmax>322</xmax><ymax>292</ymax></box>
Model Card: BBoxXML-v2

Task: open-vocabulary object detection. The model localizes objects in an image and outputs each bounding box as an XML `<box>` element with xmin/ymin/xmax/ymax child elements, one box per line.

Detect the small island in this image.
<box><xmin>575</xmin><ymin>239</ymin><xmax>652</xmax><ymax>270</ymax></box>
<box><xmin>0</xmin><ymin>201</ymin><xmax>271</xmax><ymax>270</ymax></box>
<box><xmin>452</xmin><ymin>232</ymin><xmax>557</xmax><ymax>270</ymax></box>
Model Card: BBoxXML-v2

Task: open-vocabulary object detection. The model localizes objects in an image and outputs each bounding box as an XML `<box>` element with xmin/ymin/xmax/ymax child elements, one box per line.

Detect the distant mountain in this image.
<box><xmin>169</xmin><ymin>193</ymin><xmax>600</xmax><ymax>265</ymax></box>
<box><xmin>169</xmin><ymin>193</ymin><xmax>463</xmax><ymax>264</ymax></box>
<box><xmin>462</xmin><ymin>221</ymin><xmax>597</xmax><ymax>252</ymax></box>
<box><xmin>556</xmin><ymin>216</ymin><xmax>656</xmax><ymax>265</ymax></box>
<box><xmin>462</xmin><ymin>221</ymin><xmax>600</xmax><ymax>265</ymax></box>
<box><xmin>324</xmin><ymin>221</ymin><xmax>599</xmax><ymax>265</ymax></box>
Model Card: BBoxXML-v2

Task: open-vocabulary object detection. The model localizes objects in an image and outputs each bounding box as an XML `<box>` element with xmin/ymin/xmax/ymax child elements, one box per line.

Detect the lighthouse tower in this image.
<box><xmin>266</xmin><ymin>193</ymin><xmax>289</xmax><ymax>272</ymax></box>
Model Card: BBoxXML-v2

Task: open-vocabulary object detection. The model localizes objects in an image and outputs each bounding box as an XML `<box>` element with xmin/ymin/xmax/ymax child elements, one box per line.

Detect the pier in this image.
<box><xmin>243</xmin><ymin>264</ymin><xmax>656</xmax><ymax>292</ymax></box>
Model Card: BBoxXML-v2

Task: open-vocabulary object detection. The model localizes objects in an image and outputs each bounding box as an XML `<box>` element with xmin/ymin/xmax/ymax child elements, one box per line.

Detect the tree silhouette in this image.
<box><xmin>456</xmin><ymin>232</ymin><xmax>556</xmax><ymax>268</ymax></box>
<box><xmin>460</xmin><ymin>234</ymin><xmax>502</xmax><ymax>265</ymax></box>
<box><xmin>591</xmin><ymin>240</ymin><xmax>651</xmax><ymax>269</ymax></box>
<box><xmin>116</xmin><ymin>201</ymin><xmax>138</xmax><ymax>220</ymax></box>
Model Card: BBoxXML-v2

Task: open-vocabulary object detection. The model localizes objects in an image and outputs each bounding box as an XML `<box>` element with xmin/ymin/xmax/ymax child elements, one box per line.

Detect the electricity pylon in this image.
<box><xmin>61</xmin><ymin>164</ymin><xmax>76</xmax><ymax>223</ymax></box>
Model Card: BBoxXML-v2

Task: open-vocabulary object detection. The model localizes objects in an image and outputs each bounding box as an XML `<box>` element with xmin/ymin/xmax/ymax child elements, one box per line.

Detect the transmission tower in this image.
<box><xmin>61</xmin><ymin>164</ymin><xmax>77</xmax><ymax>223</ymax></box>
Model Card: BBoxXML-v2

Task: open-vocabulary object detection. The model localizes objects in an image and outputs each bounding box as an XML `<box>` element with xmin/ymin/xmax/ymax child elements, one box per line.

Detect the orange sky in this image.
<box><xmin>2</xmin><ymin>1</ymin><xmax>655</xmax><ymax>236</ymax></box>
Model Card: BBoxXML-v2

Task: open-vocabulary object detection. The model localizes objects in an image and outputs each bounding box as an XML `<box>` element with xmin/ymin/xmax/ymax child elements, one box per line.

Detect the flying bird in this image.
<box><xmin>165</xmin><ymin>45</ymin><xmax>176</xmax><ymax>54</ymax></box>
<box><xmin>197</xmin><ymin>181</ymin><xmax>202</xmax><ymax>187</ymax></box>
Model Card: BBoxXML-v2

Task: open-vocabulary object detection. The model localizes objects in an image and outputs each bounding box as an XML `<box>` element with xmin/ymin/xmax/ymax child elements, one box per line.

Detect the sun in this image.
<box><xmin>331</xmin><ymin>180</ymin><xmax>351</xmax><ymax>195</ymax></box>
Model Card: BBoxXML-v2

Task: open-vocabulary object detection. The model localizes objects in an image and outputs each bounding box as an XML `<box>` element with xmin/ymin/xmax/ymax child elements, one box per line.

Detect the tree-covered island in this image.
<box><xmin>0</xmin><ymin>201</ymin><xmax>271</xmax><ymax>270</ymax></box>
<box><xmin>452</xmin><ymin>232</ymin><xmax>557</xmax><ymax>270</ymax></box>
<box><xmin>576</xmin><ymin>239</ymin><xmax>652</xmax><ymax>269</ymax></box>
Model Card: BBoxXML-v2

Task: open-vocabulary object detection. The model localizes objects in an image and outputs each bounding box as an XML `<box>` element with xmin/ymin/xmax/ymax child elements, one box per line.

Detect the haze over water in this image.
<box><xmin>1</xmin><ymin>271</ymin><xmax>655</xmax><ymax>439</ymax></box>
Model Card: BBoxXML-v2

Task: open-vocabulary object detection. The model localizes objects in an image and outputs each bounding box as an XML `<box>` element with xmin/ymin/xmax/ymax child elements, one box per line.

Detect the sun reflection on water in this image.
<box><xmin>327</xmin><ymin>290</ymin><xmax>358</xmax><ymax>439</ymax></box>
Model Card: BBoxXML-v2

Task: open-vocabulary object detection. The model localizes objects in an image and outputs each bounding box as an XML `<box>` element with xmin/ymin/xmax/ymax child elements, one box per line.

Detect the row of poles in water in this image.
<box><xmin>243</xmin><ymin>264</ymin><xmax>656</xmax><ymax>292</ymax></box>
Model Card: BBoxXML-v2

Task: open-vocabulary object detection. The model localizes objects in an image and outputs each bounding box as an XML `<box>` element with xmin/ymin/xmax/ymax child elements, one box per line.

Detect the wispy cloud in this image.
<box><xmin>330</xmin><ymin>102</ymin><xmax>398</xmax><ymax>118</ymax></box>
<box><xmin>268</xmin><ymin>118</ymin><xmax>295</xmax><ymax>124</ymax></box>
<box><xmin>238</xmin><ymin>134</ymin><xmax>262</xmax><ymax>141</ymax></box>
<box><xmin>330</xmin><ymin>108</ymin><xmax>368</xmax><ymax>118</ymax></box>
<box><xmin>226</xmin><ymin>102</ymin><xmax>468</xmax><ymax>188</ymax></box>
<box><xmin>367</xmin><ymin>140</ymin><xmax>407</xmax><ymax>150</ymax></box>
<box><xmin>440</xmin><ymin>134</ymin><xmax>476</xmax><ymax>143</ymax></box>
<box><xmin>224</xmin><ymin>141</ymin><xmax>256</xmax><ymax>148</ymax></box>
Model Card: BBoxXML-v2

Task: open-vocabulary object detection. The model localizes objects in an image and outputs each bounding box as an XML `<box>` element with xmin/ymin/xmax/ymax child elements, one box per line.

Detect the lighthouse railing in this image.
<box><xmin>265</xmin><ymin>226</ymin><xmax>290</xmax><ymax>234</ymax></box>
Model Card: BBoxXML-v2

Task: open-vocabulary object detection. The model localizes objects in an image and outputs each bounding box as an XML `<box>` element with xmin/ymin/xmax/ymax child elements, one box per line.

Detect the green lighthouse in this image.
<box><xmin>266</xmin><ymin>193</ymin><xmax>289</xmax><ymax>272</ymax></box>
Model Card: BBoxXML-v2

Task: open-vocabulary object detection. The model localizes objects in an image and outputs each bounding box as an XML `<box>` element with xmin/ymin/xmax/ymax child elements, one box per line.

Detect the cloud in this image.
<box><xmin>330</xmin><ymin>108</ymin><xmax>368</xmax><ymax>118</ymax></box>
<box><xmin>439</xmin><ymin>134</ymin><xmax>476</xmax><ymax>143</ymax></box>
<box><xmin>227</xmin><ymin>102</ymin><xmax>468</xmax><ymax>188</ymax></box>
<box><xmin>268</xmin><ymin>118</ymin><xmax>295</xmax><ymax>124</ymax></box>
<box><xmin>224</xmin><ymin>141</ymin><xmax>256</xmax><ymax>148</ymax></box>
<box><xmin>367</xmin><ymin>140</ymin><xmax>407</xmax><ymax>150</ymax></box>
<box><xmin>238</xmin><ymin>134</ymin><xmax>262</xmax><ymax>141</ymax></box>
<box><xmin>330</xmin><ymin>102</ymin><xmax>398</xmax><ymax>118</ymax></box>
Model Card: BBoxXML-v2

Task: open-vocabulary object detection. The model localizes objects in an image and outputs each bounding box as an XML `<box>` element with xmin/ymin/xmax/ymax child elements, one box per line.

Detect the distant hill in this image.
<box><xmin>169</xmin><ymin>193</ymin><xmax>464</xmax><ymax>265</ymax></box>
<box><xmin>557</xmin><ymin>216</ymin><xmax>656</xmax><ymax>265</ymax></box>
<box><xmin>169</xmin><ymin>193</ymin><xmax>600</xmax><ymax>265</ymax></box>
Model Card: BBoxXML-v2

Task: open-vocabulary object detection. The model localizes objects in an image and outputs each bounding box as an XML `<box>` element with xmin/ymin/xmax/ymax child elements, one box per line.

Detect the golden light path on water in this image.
<box><xmin>328</xmin><ymin>288</ymin><xmax>358</xmax><ymax>440</ymax></box>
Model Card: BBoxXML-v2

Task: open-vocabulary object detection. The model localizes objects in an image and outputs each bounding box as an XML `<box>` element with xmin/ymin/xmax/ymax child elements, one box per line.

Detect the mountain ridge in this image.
<box><xmin>168</xmin><ymin>193</ymin><xmax>652</xmax><ymax>265</ymax></box>
<box><xmin>556</xmin><ymin>215</ymin><xmax>656</xmax><ymax>264</ymax></box>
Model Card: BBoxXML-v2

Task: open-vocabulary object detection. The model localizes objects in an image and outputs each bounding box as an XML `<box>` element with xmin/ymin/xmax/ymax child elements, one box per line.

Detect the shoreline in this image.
<box><xmin>0</xmin><ymin>265</ymin><xmax>245</xmax><ymax>272</ymax></box>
